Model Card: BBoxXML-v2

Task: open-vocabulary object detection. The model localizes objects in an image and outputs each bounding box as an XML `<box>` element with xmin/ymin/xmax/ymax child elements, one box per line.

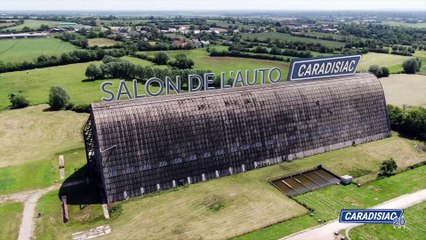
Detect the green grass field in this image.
<box><xmin>0</xmin><ymin>38</ymin><xmax>77</xmax><ymax>64</ymax></box>
<box><xmin>164</xmin><ymin>33</ymin><xmax>185</xmax><ymax>40</ymax></box>
<box><xmin>350</xmin><ymin>201</ymin><xmax>426</xmax><ymax>240</ymax></box>
<box><xmin>97</xmin><ymin>19</ymin><xmax>151</xmax><ymax>26</ymax></box>
<box><xmin>0</xmin><ymin>21</ymin><xmax>18</xmax><ymax>28</ymax></box>
<box><xmin>0</xmin><ymin>147</ymin><xmax>87</xmax><ymax>195</ymax></box>
<box><xmin>358</xmin><ymin>52</ymin><xmax>413</xmax><ymax>72</ymax></box>
<box><xmin>0</xmin><ymin>160</ymin><xmax>55</xmax><ymax>195</ymax></box>
<box><xmin>242</xmin><ymin>32</ymin><xmax>345</xmax><ymax>48</ymax></box>
<box><xmin>88</xmin><ymin>38</ymin><xmax>121</xmax><ymax>48</ymax></box>
<box><xmin>33</xmin><ymin>132</ymin><xmax>426</xmax><ymax>240</ymax></box>
<box><xmin>0</xmin><ymin>202</ymin><xmax>23</xmax><ymax>240</ymax></box>
<box><xmin>380</xmin><ymin>21</ymin><xmax>426</xmax><ymax>29</ymax></box>
<box><xmin>236</xmin><ymin>165</ymin><xmax>426</xmax><ymax>240</ymax></box>
<box><xmin>141</xmin><ymin>48</ymin><xmax>290</xmax><ymax>78</ymax></box>
<box><xmin>5</xmin><ymin>19</ymin><xmax>61</xmax><ymax>31</ymax></box>
<box><xmin>0</xmin><ymin>104</ymin><xmax>88</xmax><ymax>168</ymax></box>
<box><xmin>0</xmin><ymin>56</ymin><xmax>159</xmax><ymax>109</ymax></box>
<box><xmin>206</xmin><ymin>19</ymin><xmax>258</xmax><ymax>29</ymax></box>
<box><xmin>0</xmin><ymin>49</ymin><xmax>289</xmax><ymax>109</ymax></box>
<box><xmin>292</xmin><ymin>31</ymin><xmax>370</xmax><ymax>41</ymax></box>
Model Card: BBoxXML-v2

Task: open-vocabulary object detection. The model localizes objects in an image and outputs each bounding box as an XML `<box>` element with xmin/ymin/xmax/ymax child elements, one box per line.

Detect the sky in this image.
<box><xmin>1</xmin><ymin>0</ymin><xmax>425</xmax><ymax>11</ymax></box>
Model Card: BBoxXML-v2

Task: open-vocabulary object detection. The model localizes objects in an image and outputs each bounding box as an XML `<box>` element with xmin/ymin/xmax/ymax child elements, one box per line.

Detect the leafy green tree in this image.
<box><xmin>9</xmin><ymin>93</ymin><xmax>29</xmax><ymax>109</ymax></box>
<box><xmin>253</xmin><ymin>46</ymin><xmax>268</xmax><ymax>53</ymax></box>
<box><xmin>270</xmin><ymin>46</ymin><xmax>281</xmax><ymax>55</ymax></box>
<box><xmin>368</xmin><ymin>65</ymin><xmax>383</xmax><ymax>78</ymax></box>
<box><xmin>381</xmin><ymin>67</ymin><xmax>390</xmax><ymax>77</ymax></box>
<box><xmin>378</xmin><ymin>159</ymin><xmax>398</xmax><ymax>177</ymax></box>
<box><xmin>48</xmin><ymin>87</ymin><xmax>70</xmax><ymax>110</ymax></box>
<box><xmin>22</xmin><ymin>26</ymin><xmax>31</xmax><ymax>32</ymax></box>
<box><xmin>85</xmin><ymin>63</ymin><xmax>103</xmax><ymax>79</ymax></box>
<box><xmin>387</xmin><ymin>105</ymin><xmax>426</xmax><ymax>140</ymax></box>
<box><xmin>153</xmin><ymin>52</ymin><xmax>170</xmax><ymax>65</ymax></box>
<box><xmin>403</xmin><ymin>58</ymin><xmax>422</xmax><ymax>74</ymax></box>
<box><xmin>170</xmin><ymin>54</ymin><xmax>194</xmax><ymax>69</ymax></box>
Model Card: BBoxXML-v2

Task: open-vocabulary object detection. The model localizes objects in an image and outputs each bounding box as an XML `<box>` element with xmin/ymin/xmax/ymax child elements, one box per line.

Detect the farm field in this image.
<box><xmin>292</xmin><ymin>31</ymin><xmax>370</xmax><ymax>41</ymax></box>
<box><xmin>88</xmin><ymin>38</ymin><xmax>120</xmax><ymax>48</ymax></box>
<box><xmin>5</xmin><ymin>19</ymin><xmax>62</xmax><ymax>31</ymax></box>
<box><xmin>0</xmin><ymin>147</ymin><xmax>87</xmax><ymax>195</ymax></box>
<box><xmin>380</xmin><ymin>74</ymin><xmax>426</xmax><ymax>107</ymax></box>
<box><xmin>0</xmin><ymin>202</ymin><xmax>23</xmax><ymax>240</ymax></box>
<box><xmin>141</xmin><ymin>48</ymin><xmax>290</xmax><ymax>78</ymax></box>
<box><xmin>34</xmin><ymin>132</ymin><xmax>426</xmax><ymax>240</ymax></box>
<box><xmin>206</xmin><ymin>19</ymin><xmax>258</xmax><ymax>29</ymax></box>
<box><xmin>242</xmin><ymin>32</ymin><xmax>346</xmax><ymax>48</ymax></box>
<box><xmin>380</xmin><ymin>21</ymin><xmax>426</xmax><ymax>29</ymax></box>
<box><xmin>0</xmin><ymin>38</ymin><xmax>77</xmax><ymax>64</ymax></box>
<box><xmin>0</xmin><ymin>49</ymin><xmax>289</xmax><ymax>109</ymax></box>
<box><xmin>0</xmin><ymin>104</ymin><xmax>88</xmax><ymax>168</ymax></box>
<box><xmin>237</xmin><ymin>165</ymin><xmax>426</xmax><ymax>240</ymax></box>
<box><xmin>164</xmin><ymin>33</ymin><xmax>185</xmax><ymax>40</ymax></box>
<box><xmin>358</xmin><ymin>52</ymin><xmax>413</xmax><ymax>72</ymax></box>
<box><xmin>0</xmin><ymin>56</ymin><xmax>160</xmax><ymax>109</ymax></box>
<box><xmin>350</xmin><ymin>201</ymin><xmax>426</xmax><ymax>240</ymax></box>
<box><xmin>97</xmin><ymin>19</ymin><xmax>151</xmax><ymax>26</ymax></box>
<box><xmin>0</xmin><ymin>21</ymin><xmax>18</xmax><ymax>27</ymax></box>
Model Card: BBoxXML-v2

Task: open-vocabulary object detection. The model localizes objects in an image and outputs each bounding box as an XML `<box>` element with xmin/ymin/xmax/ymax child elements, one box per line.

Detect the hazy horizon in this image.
<box><xmin>1</xmin><ymin>0</ymin><xmax>425</xmax><ymax>12</ymax></box>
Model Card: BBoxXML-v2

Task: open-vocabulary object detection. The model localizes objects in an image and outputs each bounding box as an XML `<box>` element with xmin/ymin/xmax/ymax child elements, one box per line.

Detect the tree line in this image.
<box><xmin>209</xmin><ymin>49</ymin><xmax>290</xmax><ymax>62</ymax></box>
<box><xmin>387</xmin><ymin>105</ymin><xmax>426</xmax><ymax>140</ymax></box>
<box><xmin>0</xmin><ymin>48</ymin><xmax>126</xmax><ymax>73</ymax></box>
<box><xmin>85</xmin><ymin>56</ymin><xmax>210</xmax><ymax>84</ymax></box>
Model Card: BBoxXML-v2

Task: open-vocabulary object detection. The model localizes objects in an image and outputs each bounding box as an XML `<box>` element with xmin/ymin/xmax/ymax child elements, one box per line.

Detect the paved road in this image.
<box><xmin>17</xmin><ymin>185</ymin><xmax>59</xmax><ymax>240</ymax></box>
<box><xmin>281</xmin><ymin>188</ymin><xmax>426</xmax><ymax>240</ymax></box>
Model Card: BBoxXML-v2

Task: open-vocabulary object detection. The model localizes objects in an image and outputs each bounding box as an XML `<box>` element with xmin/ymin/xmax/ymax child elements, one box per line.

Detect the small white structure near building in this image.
<box><xmin>340</xmin><ymin>175</ymin><xmax>353</xmax><ymax>185</ymax></box>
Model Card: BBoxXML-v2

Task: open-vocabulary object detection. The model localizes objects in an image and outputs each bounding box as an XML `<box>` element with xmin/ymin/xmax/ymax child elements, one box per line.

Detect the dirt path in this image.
<box><xmin>0</xmin><ymin>189</ymin><xmax>39</xmax><ymax>204</ymax></box>
<box><xmin>17</xmin><ymin>184</ymin><xmax>60</xmax><ymax>240</ymax></box>
<box><xmin>281</xmin><ymin>188</ymin><xmax>426</xmax><ymax>240</ymax></box>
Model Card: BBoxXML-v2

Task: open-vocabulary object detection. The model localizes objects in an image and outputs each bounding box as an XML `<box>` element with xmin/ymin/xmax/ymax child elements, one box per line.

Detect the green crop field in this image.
<box><xmin>0</xmin><ymin>49</ymin><xmax>288</xmax><ymax>110</ymax></box>
<box><xmin>164</xmin><ymin>33</ymin><xmax>186</xmax><ymax>40</ymax></box>
<box><xmin>88</xmin><ymin>38</ymin><xmax>121</xmax><ymax>48</ymax></box>
<box><xmin>358</xmin><ymin>52</ymin><xmax>414</xmax><ymax>72</ymax></box>
<box><xmin>5</xmin><ymin>19</ymin><xmax>61</xmax><ymax>30</ymax></box>
<box><xmin>206</xmin><ymin>19</ymin><xmax>258</xmax><ymax>29</ymax></box>
<box><xmin>141</xmin><ymin>48</ymin><xmax>290</xmax><ymax>77</ymax></box>
<box><xmin>0</xmin><ymin>56</ymin><xmax>158</xmax><ymax>109</ymax></box>
<box><xmin>350</xmin><ymin>201</ymin><xmax>426</xmax><ymax>240</ymax></box>
<box><xmin>5</xmin><ymin>19</ymin><xmax>62</xmax><ymax>31</ymax></box>
<box><xmin>292</xmin><ymin>32</ymin><xmax>370</xmax><ymax>41</ymax></box>
<box><xmin>0</xmin><ymin>202</ymin><xmax>23</xmax><ymax>240</ymax></box>
<box><xmin>237</xmin><ymin>165</ymin><xmax>426</xmax><ymax>240</ymax></box>
<box><xmin>33</xmin><ymin>132</ymin><xmax>425</xmax><ymax>240</ymax></box>
<box><xmin>97</xmin><ymin>19</ymin><xmax>151</xmax><ymax>26</ymax></box>
<box><xmin>0</xmin><ymin>38</ymin><xmax>77</xmax><ymax>64</ymax></box>
<box><xmin>242</xmin><ymin>32</ymin><xmax>345</xmax><ymax>48</ymax></box>
<box><xmin>380</xmin><ymin>21</ymin><xmax>426</xmax><ymax>29</ymax></box>
<box><xmin>0</xmin><ymin>21</ymin><xmax>18</xmax><ymax>28</ymax></box>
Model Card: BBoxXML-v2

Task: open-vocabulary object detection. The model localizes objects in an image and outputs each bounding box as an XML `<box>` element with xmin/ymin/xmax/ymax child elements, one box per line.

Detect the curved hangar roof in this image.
<box><xmin>85</xmin><ymin>73</ymin><xmax>391</xmax><ymax>203</ymax></box>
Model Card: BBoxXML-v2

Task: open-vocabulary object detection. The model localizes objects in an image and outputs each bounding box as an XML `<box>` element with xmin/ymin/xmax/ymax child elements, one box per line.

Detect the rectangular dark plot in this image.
<box><xmin>271</xmin><ymin>166</ymin><xmax>341</xmax><ymax>197</ymax></box>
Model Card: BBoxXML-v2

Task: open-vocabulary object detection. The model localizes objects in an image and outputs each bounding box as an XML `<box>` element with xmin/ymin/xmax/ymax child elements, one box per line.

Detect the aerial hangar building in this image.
<box><xmin>84</xmin><ymin>73</ymin><xmax>391</xmax><ymax>203</ymax></box>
